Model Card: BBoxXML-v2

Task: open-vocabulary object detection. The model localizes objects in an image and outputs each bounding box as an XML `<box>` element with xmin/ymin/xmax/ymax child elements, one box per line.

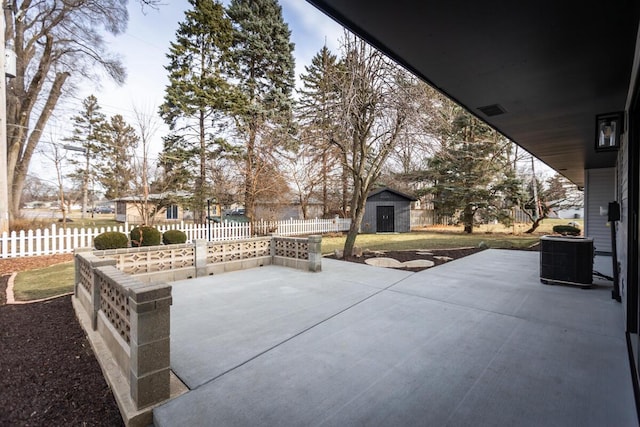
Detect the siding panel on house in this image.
<box><xmin>617</xmin><ymin>136</ymin><xmax>629</xmax><ymax>308</ymax></box>
<box><xmin>585</xmin><ymin>168</ymin><xmax>615</xmax><ymax>254</ymax></box>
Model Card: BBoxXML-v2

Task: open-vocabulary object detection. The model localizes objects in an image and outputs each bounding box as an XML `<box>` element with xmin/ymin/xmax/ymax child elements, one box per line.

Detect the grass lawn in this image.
<box><xmin>11</xmin><ymin>217</ymin><xmax>581</xmax><ymax>300</ymax></box>
<box><xmin>321</xmin><ymin>218</ymin><xmax>581</xmax><ymax>254</ymax></box>
<box><xmin>321</xmin><ymin>231</ymin><xmax>540</xmax><ymax>254</ymax></box>
<box><xmin>13</xmin><ymin>261</ymin><xmax>75</xmax><ymax>301</ymax></box>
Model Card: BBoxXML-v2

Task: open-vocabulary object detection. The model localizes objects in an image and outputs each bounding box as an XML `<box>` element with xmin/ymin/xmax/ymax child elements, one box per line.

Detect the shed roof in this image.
<box><xmin>367</xmin><ymin>187</ymin><xmax>417</xmax><ymax>201</ymax></box>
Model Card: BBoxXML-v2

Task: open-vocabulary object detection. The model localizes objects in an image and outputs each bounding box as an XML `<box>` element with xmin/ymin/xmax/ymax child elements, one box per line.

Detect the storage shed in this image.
<box><xmin>362</xmin><ymin>188</ymin><xmax>417</xmax><ymax>233</ymax></box>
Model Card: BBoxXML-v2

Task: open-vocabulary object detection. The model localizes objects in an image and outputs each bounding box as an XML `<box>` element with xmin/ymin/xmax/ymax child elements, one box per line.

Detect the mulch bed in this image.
<box><xmin>330</xmin><ymin>243</ymin><xmax>540</xmax><ymax>272</ymax></box>
<box><xmin>0</xmin><ymin>275</ymin><xmax>124</xmax><ymax>426</ymax></box>
<box><xmin>329</xmin><ymin>247</ymin><xmax>486</xmax><ymax>272</ymax></box>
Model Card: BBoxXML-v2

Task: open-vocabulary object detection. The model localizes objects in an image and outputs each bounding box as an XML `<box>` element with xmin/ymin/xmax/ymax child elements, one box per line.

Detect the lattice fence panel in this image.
<box><xmin>207</xmin><ymin>238</ymin><xmax>271</xmax><ymax>264</ymax></box>
<box><xmin>274</xmin><ymin>239</ymin><xmax>309</xmax><ymax>260</ymax></box>
<box><xmin>99</xmin><ymin>275</ymin><xmax>130</xmax><ymax>344</ymax></box>
<box><xmin>79</xmin><ymin>258</ymin><xmax>93</xmax><ymax>293</ymax></box>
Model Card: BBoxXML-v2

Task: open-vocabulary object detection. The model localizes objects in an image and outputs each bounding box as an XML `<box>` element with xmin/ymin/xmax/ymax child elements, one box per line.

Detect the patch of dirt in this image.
<box><xmin>0</xmin><ymin>274</ymin><xmax>123</xmax><ymax>426</ymax></box>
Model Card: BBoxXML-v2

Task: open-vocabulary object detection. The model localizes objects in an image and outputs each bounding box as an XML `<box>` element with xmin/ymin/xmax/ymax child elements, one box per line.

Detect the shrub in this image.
<box><xmin>130</xmin><ymin>226</ymin><xmax>162</xmax><ymax>247</ymax></box>
<box><xmin>552</xmin><ymin>224</ymin><xmax>581</xmax><ymax>236</ymax></box>
<box><xmin>162</xmin><ymin>229</ymin><xmax>187</xmax><ymax>245</ymax></box>
<box><xmin>94</xmin><ymin>231</ymin><xmax>129</xmax><ymax>250</ymax></box>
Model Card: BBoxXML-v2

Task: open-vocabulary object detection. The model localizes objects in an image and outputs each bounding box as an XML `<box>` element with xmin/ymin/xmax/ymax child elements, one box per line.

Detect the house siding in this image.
<box><xmin>618</xmin><ymin>136</ymin><xmax>629</xmax><ymax>310</ymax></box>
<box><xmin>585</xmin><ymin>168</ymin><xmax>615</xmax><ymax>254</ymax></box>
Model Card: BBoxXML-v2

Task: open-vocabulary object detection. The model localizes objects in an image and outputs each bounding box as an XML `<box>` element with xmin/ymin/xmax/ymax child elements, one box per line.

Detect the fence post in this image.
<box><xmin>194</xmin><ymin>239</ymin><xmax>208</xmax><ymax>277</ymax></box>
<box><xmin>128</xmin><ymin>282</ymin><xmax>172</xmax><ymax>409</ymax></box>
<box><xmin>307</xmin><ymin>235</ymin><xmax>322</xmax><ymax>272</ymax></box>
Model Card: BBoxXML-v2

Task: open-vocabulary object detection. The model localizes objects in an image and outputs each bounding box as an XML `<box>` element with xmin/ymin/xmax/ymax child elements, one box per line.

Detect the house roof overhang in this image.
<box><xmin>306</xmin><ymin>0</ymin><xmax>640</xmax><ymax>187</ymax></box>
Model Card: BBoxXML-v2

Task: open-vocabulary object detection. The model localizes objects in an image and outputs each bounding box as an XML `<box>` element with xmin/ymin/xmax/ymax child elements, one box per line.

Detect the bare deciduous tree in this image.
<box><xmin>332</xmin><ymin>33</ymin><xmax>412</xmax><ymax>256</ymax></box>
<box><xmin>5</xmin><ymin>0</ymin><xmax>128</xmax><ymax>220</ymax></box>
<box><xmin>132</xmin><ymin>105</ymin><xmax>161</xmax><ymax>225</ymax></box>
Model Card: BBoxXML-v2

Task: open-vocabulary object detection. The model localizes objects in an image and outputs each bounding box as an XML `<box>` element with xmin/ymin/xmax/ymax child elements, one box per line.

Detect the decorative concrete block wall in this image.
<box><xmin>74</xmin><ymin>235</ymin><xmax>322</xmax><ymax>415</ymax></box>
<box><xmin>92</xmin><ymin>236</ymin><xmax>321</xmax><ymax>282</ymax></box>
<box><xmin>75</xmin><ymin>254</ymin><xmax>173</xmax><ymax>411</ymax></box>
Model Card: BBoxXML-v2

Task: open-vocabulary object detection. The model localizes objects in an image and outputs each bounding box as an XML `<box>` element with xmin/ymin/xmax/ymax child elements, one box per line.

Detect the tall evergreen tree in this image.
<box><xmin>297</xmin><ymin>46</ymin><xmax>344</xmax><ymax>216</ymax></box>
<box><xmin>226</xmin><ymin>0</ymin><xmax>296</xmax><ymax>220</ymax></box>
<box><xmin>64</xmin><ymin>95</ymin><xmax>107</xmax><ymax>218</ymax></box>
<box><xmin>95</xmin><ymin>115</ymin><xmax>139</xmax><ymax>200</ymax></box>
<box><xmin>159</xmin><ymin>0</ymin><xmax>236</xmax><ymax>223</ymax></box>
<box><xmin>423</xmin><ymin>109</ymin><xmax>522</xmax><ymax>233</ymax></box>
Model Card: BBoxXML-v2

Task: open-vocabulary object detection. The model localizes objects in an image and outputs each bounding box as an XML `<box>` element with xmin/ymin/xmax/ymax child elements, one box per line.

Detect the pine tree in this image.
<box><xmin>227</xmin><ymin>0</ymin><xmax>295</xmax><ymax>220</ymax></box>
<box><xmin>297</xmin><ymin>46</ymin><xmax>344</xmax><ymax>216</ymax></box>
<box><xmin>64</xmin><ymin>95</ymin><xmax>107</xmax><ymax>219</ymax></box>
<box><xmin>423</xmin><ymin>109</ymin><xmax>522</xmax><ymax>233</ymax></box>
<box><xmin>159</xmin><ymin>0</ymin><xmax>236</xmax><ymax>223</ymax></box>
<box><xmin>94</xmin><ymin>115</ymin><xmax>139</xmax><ymax>200</ymax></box>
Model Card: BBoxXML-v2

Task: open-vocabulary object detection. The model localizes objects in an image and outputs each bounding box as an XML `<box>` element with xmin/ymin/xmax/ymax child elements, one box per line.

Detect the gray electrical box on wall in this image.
<box><xmin>540</xmin><ymin>236</ymin><xmax>594</xmax><ymax>288</ymax></box>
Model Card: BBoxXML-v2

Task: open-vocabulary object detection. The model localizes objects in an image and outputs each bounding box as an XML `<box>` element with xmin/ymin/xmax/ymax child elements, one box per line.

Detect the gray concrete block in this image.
<box><xmin>131</xmin><ymin>338</ymin><xmax>170</xmax><ymax>376</ymax></box>
<box><xmin>130</xmin><ymin>307</ymin><xmax>170</xmax><ymax>343</ymax></box>
<box><xmin>130</xmin><ymin>368</ymin><xmax>170</xmax><ymax>409</ymax></box>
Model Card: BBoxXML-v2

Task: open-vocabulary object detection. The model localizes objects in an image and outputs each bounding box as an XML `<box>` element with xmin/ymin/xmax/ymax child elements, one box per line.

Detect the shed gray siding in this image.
<box><xmin>585</xmin><ymin>168</ymin><xmax>615</xmax><ymax>254</ymax></box>
<box><xmin>362</xmin><ymin>190</ymin><xmax>413</xmax><ymax>233</ymax></box>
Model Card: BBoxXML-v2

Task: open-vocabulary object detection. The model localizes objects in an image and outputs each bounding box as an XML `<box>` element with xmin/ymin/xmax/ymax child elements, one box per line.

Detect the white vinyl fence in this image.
<box><xmin>1</xmin><ymin>218</ymin><xmax>351</xmax><ymax>259</ymax></box>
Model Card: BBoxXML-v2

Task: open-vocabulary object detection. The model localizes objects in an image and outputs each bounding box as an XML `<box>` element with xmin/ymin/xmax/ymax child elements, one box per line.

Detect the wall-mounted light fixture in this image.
<box><xmin>595</xmin><ymin>112</ymin><xmax>624</xmax><ymax>151</ymax></box>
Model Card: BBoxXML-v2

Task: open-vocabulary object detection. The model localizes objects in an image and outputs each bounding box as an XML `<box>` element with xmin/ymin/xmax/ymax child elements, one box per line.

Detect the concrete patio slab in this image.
<box><xmin>154</xmin><ymin>249</ymin><xmax>636</xmax><ymax>427</ymax></box>
<box><xmin>392</xmin><ymin>250</ymin><xmax>622</xmax><ymax>337</ymax></box>
<box><xmin>169</xmin><ymin>259</ymin><xmax>412</xmax><ymax>389</ymax></box>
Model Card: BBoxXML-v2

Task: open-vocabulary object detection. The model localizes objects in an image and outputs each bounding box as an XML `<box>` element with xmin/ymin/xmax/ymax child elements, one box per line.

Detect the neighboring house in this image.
<box><xmin>112</xmin><ymin>192</ymin><xmax>218</xmax><ymax>223</ymax></box>
<box><xmin>254</xmin><ymin>199</ymin><xmax>324</xmax><ymax>221</ymax></box>
<box><xmin>555</xmin><ymin>206</ymin><xmax>584</xmax><ymax>219</ymax></box>
<box><xmin>361</xmin><ymin>187</ymin><xmax>416</xmax><ymax>233</ymax></box>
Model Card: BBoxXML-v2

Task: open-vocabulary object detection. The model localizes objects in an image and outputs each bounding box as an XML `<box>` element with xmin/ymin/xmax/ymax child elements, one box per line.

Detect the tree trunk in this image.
<box><xmin>462</xmin><ymin>205</ymin><xmax>474</xmax><ymax>233</ymax></box>
<box><xmin>8</xmin><ymin>71</ymin><xmax>69</xmax><ymax>219</ymax></box>
<box><xmin>341</xmin><ymin>162</ymin><xmax>348</xmax><ymax>217</ymax></box>
<box><xmin>54</xmin><ymin>149</ymin><xmax>67</xmax><ymax>229</ymax></box>
<box><xmin>142</xmin><ymin>134</ymin><xmax>150</xmax><ymax>226</ymax></box>
<box><xmin>343</xmin><ymin>202</ymin><xmax>365</xmax><ymax>259</ymax></box>
<box><xmin>81</xmin><ymin>152</ymin><xmax>90</xmax><ymax>219</ymax></box>
<box><xmin>343</xmin><ymin>169</ymin><xmax>368</xmax><ymax>258</ymax></box>
<box><xmin>244</xmin><ymin>126</ymin><xmax>256</xmax><ymax>221</ymax></box>
<box><xmin>198</xmin><ymin>108</ymin><xmax>206</xmax><ymax>224</ymax></box>
<box><xmin>322</xmin><ymin>150</ymin><xmax>328</xmax><ymax>217</ymax></box>
<box><xmin>525</xmin><ymin>215</ymin><xmax>546</xmax><ymax>234</ymax></box>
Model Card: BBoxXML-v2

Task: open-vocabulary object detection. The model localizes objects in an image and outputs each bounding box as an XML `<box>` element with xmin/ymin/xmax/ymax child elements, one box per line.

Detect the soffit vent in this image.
<box><xmin>477</xmin><ymin>104</ymin><xmax>506</xmax><ymax>117</ymax></box>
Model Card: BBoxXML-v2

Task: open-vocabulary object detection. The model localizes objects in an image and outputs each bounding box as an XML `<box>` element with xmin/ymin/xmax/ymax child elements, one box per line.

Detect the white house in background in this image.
<box><xmin>555</xmin><ymin>206</ymin><xmax>584</xmax><ymax>219</ymax></box>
